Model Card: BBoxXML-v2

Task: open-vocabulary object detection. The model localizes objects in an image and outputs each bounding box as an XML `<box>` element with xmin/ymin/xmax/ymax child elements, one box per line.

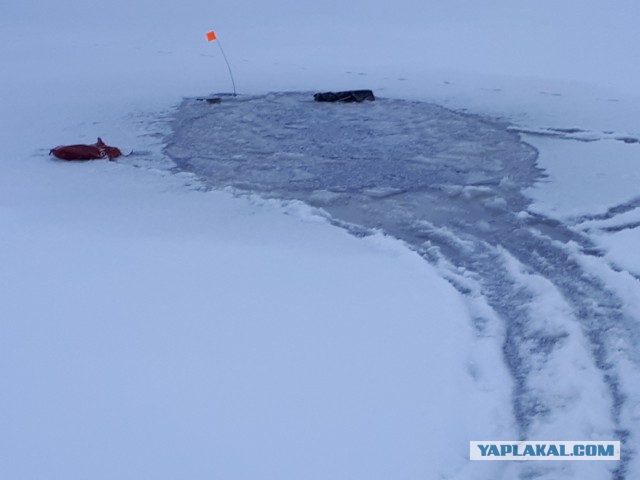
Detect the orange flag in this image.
<box><xmin>206</xmin><ymin>31</ymin><xmax>217</xmax><ymax>41</ymax></box>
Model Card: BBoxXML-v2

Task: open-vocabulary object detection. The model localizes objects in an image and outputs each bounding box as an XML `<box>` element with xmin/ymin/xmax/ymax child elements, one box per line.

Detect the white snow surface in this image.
<box><xmin>1</xmin><ymin>1</ymin><xmax>639</xmax><ymax>479</ymax></box>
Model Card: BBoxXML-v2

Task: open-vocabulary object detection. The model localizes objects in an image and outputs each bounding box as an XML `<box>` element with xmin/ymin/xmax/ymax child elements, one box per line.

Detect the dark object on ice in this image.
<box><xmin>197</xmin><ymin>97</ymin><xmax>222</xmax><ymax>104</ymax></box>
<box><xmin>49</xmin><ymin>138</ymin><xmax>123</xmax><ymax>161</ymax></box>
<box><xmin>313</xmin><ymin>90</ymin><xmax>375</xmax><ymax>103</ymax></box>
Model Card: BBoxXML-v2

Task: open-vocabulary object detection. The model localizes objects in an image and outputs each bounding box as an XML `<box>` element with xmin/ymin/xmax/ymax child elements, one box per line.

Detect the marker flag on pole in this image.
<box><xmin>205</xmin><ymin>29</ymin><xmax>237</xmax><ymax>96</ymax></box>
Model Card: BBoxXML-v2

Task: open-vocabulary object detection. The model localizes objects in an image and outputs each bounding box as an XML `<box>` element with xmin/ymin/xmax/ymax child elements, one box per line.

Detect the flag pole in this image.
<box><xmin>216</xmin><ymin>38</ymin><xmax>237</xmax><ymax>97</ymax></box>
<box><xmin>206</xmin><ymin>31</ymin><xmax>236</xmax><ymax>97</ymax></box>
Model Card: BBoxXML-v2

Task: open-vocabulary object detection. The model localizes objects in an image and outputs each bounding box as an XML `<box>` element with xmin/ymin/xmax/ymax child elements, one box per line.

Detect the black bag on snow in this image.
<box><xmin>313</xmin><ymin>90</ymin><xmax>375</xmax><ymax>103</ymax></box>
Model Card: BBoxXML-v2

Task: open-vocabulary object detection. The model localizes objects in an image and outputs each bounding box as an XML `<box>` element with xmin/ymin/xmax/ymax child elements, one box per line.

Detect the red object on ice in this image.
<box><xmin>49</xmin><ymin>138</ymin><xmax>123</xmax><ymax>161</ymax></box>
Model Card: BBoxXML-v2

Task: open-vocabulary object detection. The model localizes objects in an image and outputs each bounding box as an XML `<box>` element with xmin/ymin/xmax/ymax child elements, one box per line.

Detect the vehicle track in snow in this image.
<box><xmin>165</xmin><ymin>93</ymin><xmax>640</xmax><ymax>479</ymax></box>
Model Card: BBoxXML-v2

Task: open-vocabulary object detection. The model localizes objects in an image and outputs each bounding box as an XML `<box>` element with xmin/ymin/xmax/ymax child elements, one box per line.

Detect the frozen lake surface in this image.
<box><xmin>166</xmin><ymin>93</ymin><xmax>639</xmax><ymax>479</ymax></box>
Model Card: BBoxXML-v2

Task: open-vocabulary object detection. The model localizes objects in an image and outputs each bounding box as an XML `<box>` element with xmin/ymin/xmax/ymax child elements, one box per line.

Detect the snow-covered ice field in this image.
<box><xmin>1</xmin><ymin>1</ymin><xmax>639</xmax><ymax>479</ymax></box>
